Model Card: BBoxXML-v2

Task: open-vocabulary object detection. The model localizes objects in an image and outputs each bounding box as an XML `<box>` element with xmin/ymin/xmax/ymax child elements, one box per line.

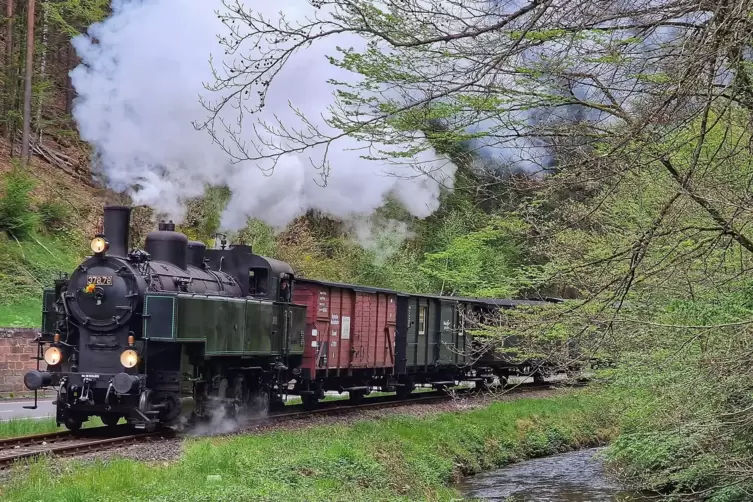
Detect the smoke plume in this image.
<box><xmin>346</xmin><ymin>216</ymin><xmax>416</xmax><ymax>266</ymax></box>
<box><xmin>70</xmin><ymin>0</ymin><xmax>456</xmax><ymax>230</ymax></box>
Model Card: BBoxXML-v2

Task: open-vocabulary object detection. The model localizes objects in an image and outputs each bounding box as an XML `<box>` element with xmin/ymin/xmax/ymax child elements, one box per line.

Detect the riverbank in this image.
<box><xmin>0</xmin><ymin>390</ymin><xmax>618</xmax><ymax>501</ymax></box>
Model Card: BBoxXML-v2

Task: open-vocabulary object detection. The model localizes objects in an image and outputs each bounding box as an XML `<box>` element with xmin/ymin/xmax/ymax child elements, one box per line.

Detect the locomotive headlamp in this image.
<box><xmin>90</xmin><ymin>236</ymin><xmax>108</xmax><ymax>254</ymax></box>
<box><xmin>120</xmin><ymin>349</ymin><xmax>139</xmax><ymax>368</ymax></box>
<box><xmin>44</xmin><ymin>346</ymin><xmax>62</xmax><ymax>366</ymax></box>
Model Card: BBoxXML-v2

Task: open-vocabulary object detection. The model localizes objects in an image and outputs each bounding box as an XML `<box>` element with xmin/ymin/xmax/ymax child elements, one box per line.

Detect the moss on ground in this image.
<box><xmin>0</xmin><ymin>391</ymin><xmax>617</xmax><ymax>501</ymax></box>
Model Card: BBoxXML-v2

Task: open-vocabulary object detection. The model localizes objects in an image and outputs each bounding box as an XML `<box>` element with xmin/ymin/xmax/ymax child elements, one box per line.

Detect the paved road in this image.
<box><xmin>0</xmin><ymin>399</ymin><xmax>55</xmax><ymax>420</ymax></box>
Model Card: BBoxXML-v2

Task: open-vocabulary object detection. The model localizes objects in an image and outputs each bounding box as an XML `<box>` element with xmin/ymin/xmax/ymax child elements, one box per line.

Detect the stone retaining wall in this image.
<box><xmin>0</xmin><ymin>328</ymin><xmax>45</xmax><ymax>396</ymax></box>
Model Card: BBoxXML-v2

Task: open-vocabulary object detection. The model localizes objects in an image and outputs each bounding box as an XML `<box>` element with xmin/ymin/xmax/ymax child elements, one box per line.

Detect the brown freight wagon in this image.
<box><xmin>291</xmin><ymin>279</ymin><xmax>400</xmax><ymax>403</ymax></box>
<box><xmin>291</xmin><ymin>279</ymin><xmax>487</xmax><ymax>405</ymax></box>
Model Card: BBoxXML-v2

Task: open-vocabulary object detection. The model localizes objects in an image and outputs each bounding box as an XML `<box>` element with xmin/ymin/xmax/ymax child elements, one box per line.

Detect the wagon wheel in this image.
<box><xmin>474</xmin><ymin>377</ymin><xmax>495</xmax><ymax>392</ymax></box>
<box><xmin>396</xmin><ymin>383</ymin><xmax>414</xmax><ymax>399</ymax></box>
<box><xmin>302</xmin><ymin>394</ymin><xmax>319</xmax><ymax>410</ymax></box>
<box><xmin>64</xmin><ymin>416</ymin><xmax>83</xmax><ymax>432</ymax></box>
<box><xmin>348</xmin><ymin>390</ymin><xmax>365</xmax><ymax>405</ymax></box>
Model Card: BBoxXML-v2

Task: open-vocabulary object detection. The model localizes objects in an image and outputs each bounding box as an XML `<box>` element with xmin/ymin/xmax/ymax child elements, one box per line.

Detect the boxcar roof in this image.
<box><xmin>294</xmin><ymin>277</ymin><xmax>563</xmax><ymax>306</ymax></box>
<box><xmin>294</xmin><ymin>277</ymin><xmax>408</xmax><ymax>296</ymax></box>
<box><xmin>413</xmin><ymin>293</ymin><xmax>559</xmax><ymax>307</ymax></box>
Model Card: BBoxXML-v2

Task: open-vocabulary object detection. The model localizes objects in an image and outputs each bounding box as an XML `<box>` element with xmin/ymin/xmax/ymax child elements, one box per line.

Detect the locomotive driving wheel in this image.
<box><xmin>101</xmin><ymin>413</ymin><xmax>121</xmax><ymax>426</ymax></box>
<box><xmin>248</xmin><ymin>386</ymin><xmax>270</xmax><ymax>417</ymax></box>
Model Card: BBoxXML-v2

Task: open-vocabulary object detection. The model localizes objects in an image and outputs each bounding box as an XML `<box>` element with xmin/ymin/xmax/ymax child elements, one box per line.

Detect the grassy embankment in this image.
<box><xmin>0</xmin><ymin>234</ymin><xmax>84</xmax><ymax>327</ymax></box>
<box><xmin>0</xmin><ymin>391</ymin><xmax>617</xmax><ymax>501</ymax></box>
<box><xmin>0</xmin><ymin>158</ymin><xmax>98</xmax><ymax>328</ymax></box>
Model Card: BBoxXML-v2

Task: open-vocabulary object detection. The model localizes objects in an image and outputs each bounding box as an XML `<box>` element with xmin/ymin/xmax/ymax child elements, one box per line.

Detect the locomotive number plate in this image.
<box><xmin>87</xmin><ymin>275</ymin><xmax>113</xmax><ymax>286</ymax></box>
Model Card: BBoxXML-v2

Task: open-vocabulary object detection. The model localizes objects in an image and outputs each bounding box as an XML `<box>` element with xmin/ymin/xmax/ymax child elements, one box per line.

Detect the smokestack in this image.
<box><xmin>158</xmin><ymin>220</ymin><xmax>176</xmax><ymax>232</ymax></box>
<box><xmin>103</xmin><ymin>205</ymin><xmax>131</xmax><ymax>257</ymax></box>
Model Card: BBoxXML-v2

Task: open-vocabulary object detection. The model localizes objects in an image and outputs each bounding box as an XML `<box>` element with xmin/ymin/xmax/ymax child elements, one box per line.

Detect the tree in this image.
<box><xmin>199</xmin><ymin>3</ymin><xmax>753</xmax><ymax>496</ymax></box>
<box><xmin>21</xmin><ymin>0</ymin><xmax>35</xmax><ymax>162</ymax></box>
<box><xmin>200</xmin><ymin>0</ymin><xmax>753</xmax><ymax>304</ymax></box>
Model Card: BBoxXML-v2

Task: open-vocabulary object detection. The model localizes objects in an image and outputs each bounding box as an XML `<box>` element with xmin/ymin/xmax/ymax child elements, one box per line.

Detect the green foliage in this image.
<box><xmin>235</xmin><ymin>218</ymin><xmax>277</xmax><ymax>256</ymax></box>
<box><xmin>419</xmin><ymin>217</ymin><xmax>540</xmax><ymax>297</ymax></box>
<box><xmin>37</xmin><ymin>200</ymin><xmax>71</xmax><ymax>234</ymax></box>
<box><xmin>180</xmin><ymin>186</ymin><xmax>232</xmax><ymax>244</ymax></box>
<box><xmin>1</xmin><ymin>393</ymin><xmax>616</xmax><ymax>501</ymax></box>
<box><xmin>0</xmin><ymin>234</ymin><xmax>83</xmax><ymax>326</ymax></box>
<box><xmin>0</xmin><ymin>166</ymin><xmax>38</xmax><ymax>239</ymax></box>
<box><xmin>44</xmin><ymin>0</ymin><xmax>110</xmax><ymax>37</ymax></box>
<box><xmin>598</xmin><ymin>285</ymin><xmax>753</xmax><ymax>499</ymax></box>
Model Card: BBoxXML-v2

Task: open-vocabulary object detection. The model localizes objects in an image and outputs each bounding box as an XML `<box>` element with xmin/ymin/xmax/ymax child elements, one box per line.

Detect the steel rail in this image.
<box><xmin>0</xmin><ymin>426</ymin><xmax>172</xmax><ymax>469</ymax></box>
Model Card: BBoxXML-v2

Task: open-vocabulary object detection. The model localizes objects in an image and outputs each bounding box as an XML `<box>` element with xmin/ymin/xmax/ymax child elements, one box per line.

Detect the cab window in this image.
<box><xmin>248</xmin><ymin>268</ymin><xmax>269</xmax><ymax>296</ymax></box>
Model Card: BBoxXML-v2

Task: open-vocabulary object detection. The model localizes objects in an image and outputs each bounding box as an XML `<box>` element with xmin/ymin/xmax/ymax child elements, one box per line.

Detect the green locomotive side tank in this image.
<box><xmin>142</xmin><ymin>294</ymin><xmax>306</xmax><ymax>357</ymax></box>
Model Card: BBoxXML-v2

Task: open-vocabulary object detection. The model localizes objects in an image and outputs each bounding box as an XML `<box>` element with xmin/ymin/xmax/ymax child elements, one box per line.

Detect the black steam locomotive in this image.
<box><xmin>25</xmin><ymin>205</ymin><xmax>306</xmax><ymax>430</ymax></box>
<box><xmin>24</xmin><ymin>206</ymin><xmax>565</xmax><ymax>431</ymax></box>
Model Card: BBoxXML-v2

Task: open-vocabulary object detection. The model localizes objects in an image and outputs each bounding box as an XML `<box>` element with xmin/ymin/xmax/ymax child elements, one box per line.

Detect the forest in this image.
<box><xmin>2</xmin><ymin>0</ymin><xmax>753</xmax><ymax>499</ymax></box>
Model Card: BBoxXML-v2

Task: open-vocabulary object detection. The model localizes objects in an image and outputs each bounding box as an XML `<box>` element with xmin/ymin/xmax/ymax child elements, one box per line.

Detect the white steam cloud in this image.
<box><xmin>346</xmin><ymin>216</ymin><xmax>416</xmax><ymax>266</ymax></box>
<box><xmin>70</xmin><ymin>0</ymin><xmax>456</xmax><ymax>230</ymax></box>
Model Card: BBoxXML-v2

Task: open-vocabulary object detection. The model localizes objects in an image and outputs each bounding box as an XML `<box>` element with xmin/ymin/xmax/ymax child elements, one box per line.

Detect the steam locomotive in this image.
<box><xmin>24</xmin><ymin>206</ymin><xmax>563</xmax><ymax>431</ymax></box>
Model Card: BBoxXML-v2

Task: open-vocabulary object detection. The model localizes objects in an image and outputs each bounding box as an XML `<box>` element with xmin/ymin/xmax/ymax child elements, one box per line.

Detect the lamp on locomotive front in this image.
<box><xmin>91</xmin><ymin>234</ymin><xmax>109</xmax><ymax>255</ymax></box>
<box><xmin>44</xmin><ymin>332</ymin><xmax>64</xmax><ymax>366</ymax></box>
<box><xmin>44</xmin><ymin>346</ymin><xmax>62</xmax><ymax>365</ymax></box>
<box><xmin>120</xmin><ymin>349</ymin><xmax>139</xmax><ymax>368</ymax></box>
<box><xmin>120</xmin><ymin>334</ymin><xmax>139</xmax><ymax>368</ymax></box>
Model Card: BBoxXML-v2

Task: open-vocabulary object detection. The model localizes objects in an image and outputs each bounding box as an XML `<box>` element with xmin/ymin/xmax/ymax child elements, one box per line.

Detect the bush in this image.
<box><xmin>37</xmin><ymin>200</ymin><xmax>71</xmax><ymax>234</ymax></box>
<box><xmin>0</xmin><ymin>166</ymin><xmax>38</xmax><ymax>239</ymax></box>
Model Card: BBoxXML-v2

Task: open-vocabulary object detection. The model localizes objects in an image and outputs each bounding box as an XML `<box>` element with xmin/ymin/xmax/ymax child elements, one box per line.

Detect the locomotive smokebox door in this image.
<box><xmin>67</xmin><ymin>256</ymin><xmax>141</xmax><ymax>332</ymax></box>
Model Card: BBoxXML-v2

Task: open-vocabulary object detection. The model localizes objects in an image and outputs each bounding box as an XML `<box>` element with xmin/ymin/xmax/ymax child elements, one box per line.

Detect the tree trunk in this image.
<box><xmin>5</xmin><ymin>0</ymin><xmax>14</xmax><ymax>143</ymax></box>
<box><xmin>21</xmin><ymin>0</ymin><xmax>35</xmax><ymax>163</ymax></box>
<box><xmin>35</xmin><ymin>0</ymin><xmax>47</xmax><ymax>142</ymax></box>
<box><xmin>65</xmin><ymin>43</ymin><xmax>73</xmax><ymax>114</ymax></box>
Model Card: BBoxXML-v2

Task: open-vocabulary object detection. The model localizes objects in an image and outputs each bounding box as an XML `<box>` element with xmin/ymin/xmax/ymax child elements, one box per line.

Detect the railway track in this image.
<box><xmin>0</xmin><ymin>379</ymin><xmax>583</xmax><ymax>468</ymax></box>
<box><xmin>201</xmin><ymin>379</ymin><xmax>587</xmax><ymax>433</ymax></box>
<box><xmin>0</xmin><ymin>424</ymin><xmax>173</xmax><ymax>470</ymax></box>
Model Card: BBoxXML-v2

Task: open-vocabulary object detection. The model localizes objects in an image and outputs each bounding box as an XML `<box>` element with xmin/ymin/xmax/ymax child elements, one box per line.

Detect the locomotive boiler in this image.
<box><xmin>24</xmin><ymin>205</ymin><xmax>304</xmax><ymax>431</ymax></box>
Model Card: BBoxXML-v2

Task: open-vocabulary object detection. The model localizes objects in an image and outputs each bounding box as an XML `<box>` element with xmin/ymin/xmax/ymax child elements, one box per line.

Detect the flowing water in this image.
<box><xmin>457</xmin><ymin>448</ymin><xmax>656</xmax><ymax>501</ymax></box>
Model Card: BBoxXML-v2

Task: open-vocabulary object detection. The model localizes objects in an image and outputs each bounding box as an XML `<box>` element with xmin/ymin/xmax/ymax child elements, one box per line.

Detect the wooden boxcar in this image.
<box><xmin>291</xmin><ymin>279</ymin><xmax>487</xmax><ymax>402</ymax></box>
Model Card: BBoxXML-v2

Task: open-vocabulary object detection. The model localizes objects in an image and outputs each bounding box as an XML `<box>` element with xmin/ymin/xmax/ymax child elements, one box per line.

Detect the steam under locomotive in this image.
<box><xmin>24</xmin><ymin>206</ymin><xmax>563</xmax><ymax>431</ymax></box>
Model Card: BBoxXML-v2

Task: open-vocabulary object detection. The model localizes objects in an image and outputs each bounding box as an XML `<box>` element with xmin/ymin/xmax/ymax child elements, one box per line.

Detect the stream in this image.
<box><xmin>457</xmin><ymin>448</ymin><xmax>656</xmax><ymax>501</ymax></box>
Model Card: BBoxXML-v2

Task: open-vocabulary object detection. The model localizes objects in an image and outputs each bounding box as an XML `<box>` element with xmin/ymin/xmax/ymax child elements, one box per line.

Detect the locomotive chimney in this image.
<box><xmin>103</xmin><ymin>205</ymin><xmax>131</xmax><ymax>257</ymax></box>
<box><xmin>157</xmin><ymin>220</ymin><xmax>176</xmax><ymax>232</ymax></box>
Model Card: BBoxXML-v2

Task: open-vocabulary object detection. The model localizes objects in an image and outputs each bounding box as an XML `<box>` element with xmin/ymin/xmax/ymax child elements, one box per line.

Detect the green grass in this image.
<box><xmin>0</xmin><ymin>417</ymin><xmax>60</xmax><ymax>439</ymax></box>
<box><xmin>0</xmin><ymin>391</ymin><xmax>617</xmax><ymax>501</ymax></box>
<box><xmin>0</xmin><ymin>416</ymin><xmax>116</xmax><ymax>439</ymax></box>
<box><xmin>0</xmin><ymin>233</ymin><xmax>83</xmax><ymax>327</ymax></box>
